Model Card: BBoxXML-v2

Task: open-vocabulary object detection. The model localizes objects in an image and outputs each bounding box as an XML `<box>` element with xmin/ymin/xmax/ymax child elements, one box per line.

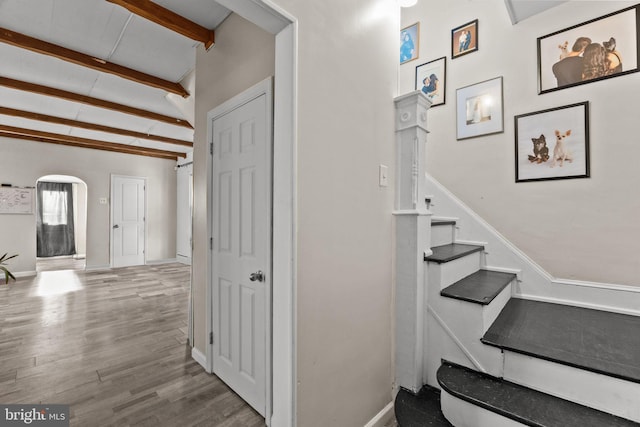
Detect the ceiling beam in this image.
<box><xmin>0</xmin><ymin>27</ymin><xmax>189</xmax><ymax>97</ymax></box>
<box><xmin>107</xmin><ymin>0</ymin><xmax>215</xmax><ymax>49</ymax></box>
<box><xmin>0</xmin><ymin>106</ymin><xmax>193</xmax><ymax>147</ymax></box>
<box><xmin>0</xmin><ymin>77</ymin><xmax>193</xmax><ymax>129</ymax></box>
<box><xmin>0</xmin><ymin>124</ymin><xmax>186</xmax><ymax>160</ymax></box>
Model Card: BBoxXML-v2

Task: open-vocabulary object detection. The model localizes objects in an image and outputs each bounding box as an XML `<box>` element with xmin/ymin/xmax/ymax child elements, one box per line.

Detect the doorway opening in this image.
<box><xmin>35</xmin><ymin>175</ymin><xmax>87</xmax><ymax>273</ymax></box>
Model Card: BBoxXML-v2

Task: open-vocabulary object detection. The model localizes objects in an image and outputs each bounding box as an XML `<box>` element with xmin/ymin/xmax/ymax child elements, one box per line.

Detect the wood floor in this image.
<box><xmin>36</xmin><ymin>256</ymin><xmax>86</xmax><ymax>272</ymax></box>
<box><xmin>0</xmin><ymin>263</ymin><xmax>265</xmax><ymax>427</ymax></box>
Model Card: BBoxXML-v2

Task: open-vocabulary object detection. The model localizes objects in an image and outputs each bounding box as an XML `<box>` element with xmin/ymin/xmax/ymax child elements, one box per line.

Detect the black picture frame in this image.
<box><xmin>451</xmin><ymin>19</ymin><xmax>478</xmax><ymax>59</ymax></box>
<box><xmin>515</xmin><ymin>102</ymin><xmax>590</xmax><ymax>183</ymax></box>
<box><xmin>538</xmin><ymin>4</ymin><xmax>640</xmax><ymax>94</ymax></box>
<box><xmin>415</xmin><ymin>57</ymin><xmax>446</xmax><ymax>107</ymax></box>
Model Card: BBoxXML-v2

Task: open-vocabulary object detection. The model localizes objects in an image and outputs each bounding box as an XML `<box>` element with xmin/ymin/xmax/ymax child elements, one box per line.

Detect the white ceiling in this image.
<box><xmin>503</xmin><ymin>0</ymin><xmax>568</xmax><ymax>24</ymax></box>
<box><xmin>0</xmin><ymin>0</ymin><xmax>232</xmax><ymax>158</ymax></box>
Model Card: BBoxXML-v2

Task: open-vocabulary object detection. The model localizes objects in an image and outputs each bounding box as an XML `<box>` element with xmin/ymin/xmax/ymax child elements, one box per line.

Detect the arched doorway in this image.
<box><xmin>35</xmin><ymin>175</ymin><xmax>88</xmax><ymax>273</ymax></box>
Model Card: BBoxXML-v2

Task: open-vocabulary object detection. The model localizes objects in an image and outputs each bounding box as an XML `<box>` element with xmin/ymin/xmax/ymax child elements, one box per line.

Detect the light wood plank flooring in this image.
<box><xmin>36</xmin><ymin>257</ymin><xmax>86</xmax><ymax>273</ymax></box>
<box><xmin>0</xmin><ymin>263</ymin><xmax>264</xmax><ymax>427</ymax></box>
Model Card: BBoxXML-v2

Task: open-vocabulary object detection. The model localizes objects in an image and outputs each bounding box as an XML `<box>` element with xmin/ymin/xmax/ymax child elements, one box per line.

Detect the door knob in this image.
<box><xmin>249</xmin><ymin>270</ymin><xmax>265</xmax><ymax>282</ymax></box>
<box><xmin>113</xmin><ymin>224</ymin><xmax>119</xmax><ymax>229</ymax></box>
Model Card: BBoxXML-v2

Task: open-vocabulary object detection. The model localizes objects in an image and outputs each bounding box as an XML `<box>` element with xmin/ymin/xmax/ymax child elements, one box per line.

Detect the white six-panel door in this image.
<box><xmin>111</xmin><ymin>175</ymin><xmax>146</xmax><ymax>268</ymax></box>
<box><xmin>211</xmin><ymin>93</ymin><xmax>270</xmax><ymax>416</ymax></box>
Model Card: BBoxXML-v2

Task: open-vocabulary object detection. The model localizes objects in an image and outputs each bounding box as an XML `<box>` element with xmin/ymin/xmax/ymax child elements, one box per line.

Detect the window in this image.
<box><xmin>42</xmin><ymin>190</ymin><xmax>68</xmax><ymax>225</ymax></box>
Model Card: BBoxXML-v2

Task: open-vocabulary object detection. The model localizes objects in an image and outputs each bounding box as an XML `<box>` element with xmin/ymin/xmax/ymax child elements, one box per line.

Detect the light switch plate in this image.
<box><xmin>379</xmin><ymin>165</ymin><xmax>389</xmax><ymax>187</ymax></box>
<box><xmin>99</xmin><ymin>197</ymin><xmax>108</xmax><ymax>205</ymax></box>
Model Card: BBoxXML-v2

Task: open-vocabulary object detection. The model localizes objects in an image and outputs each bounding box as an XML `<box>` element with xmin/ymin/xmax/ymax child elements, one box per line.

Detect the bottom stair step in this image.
<box><xmin>395</xmin><ymin>385</ymin><xmax>452</xmax><ymax>427</ymax></box>
<box><xmin>437</xmin><ymin>361</ymin><xmax>639</xmax><ymax>426</ymax></box>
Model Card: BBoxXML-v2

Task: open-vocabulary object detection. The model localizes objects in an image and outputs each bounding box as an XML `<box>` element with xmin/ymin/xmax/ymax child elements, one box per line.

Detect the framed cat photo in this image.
<box><xmin>538</xmin><ymin>4</ymin><xmax>640</xmax><ymax>94</ymax></box>
<box><xmin>415</xmin><ymin>57</ymin><xmax>446</xmax><ymax>107</ymax></box>
<box><xmin>515</xmin><ymin>102</ymin><xmax>590</xmax><ymax>183</ymax></box>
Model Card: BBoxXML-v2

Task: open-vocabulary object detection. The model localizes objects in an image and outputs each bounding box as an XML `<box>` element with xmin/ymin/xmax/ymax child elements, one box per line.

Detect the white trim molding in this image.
<box><xmin>425</xmin><ymin>172</ymin><xmax>640</xmax><ymax>318</ymax></box>
<box><xmin>191</xmin><ymin>347</ymin><xmax>209</xmax><ymax>372</ymax></box>
<box><xmin>363</xmin><ymin>401</ymin><xmax>395</xmax><ymax>427</ymax></box>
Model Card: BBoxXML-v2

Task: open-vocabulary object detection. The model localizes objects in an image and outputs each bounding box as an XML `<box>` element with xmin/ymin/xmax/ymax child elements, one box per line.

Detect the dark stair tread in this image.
<box><xmin>425</xmin><ymin>243</ymin><xmax>483</xmax><ymax>263</ymax></box>
<box><xmin>441</xmin><ymin>270</ymin><xmax>516</xmax><ymax>305</ymax></box>
<box><xmin>395</xmin><ymin>385</ymin><xmax>453</xmax><ymax>427</ymax></box>
<box><xmin>431</xmin><ymin>219</ymin><xmax>456</xmax><ymax>226</ymax></box>
<box><xmin>437</xmin><ymin>361</ymin><xmax>639</xmax><ymax>427</ymax></box>
<box><xmin>482</xmin><ymin>298</ymin><xmax>640</xmax><ymax>384</ymax></box>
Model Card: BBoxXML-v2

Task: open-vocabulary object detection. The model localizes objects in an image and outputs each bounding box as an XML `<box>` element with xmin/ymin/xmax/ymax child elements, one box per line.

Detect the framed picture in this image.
<box><xmin>538</xmin><ymin>4</ymin><xmax>639</xmax><ymax>94</ymax></box>
<box><xmin>452</xmin><ymin>19</ymin><xmax>478</xmax><ymax>59</ymax></box>
<box><xmin>515</xmin><ymin>102</ymin><xmax>590</xmax><ymax>183</ymax></box>
<box><xmin>401</xmin><ymin>22</ymin><xmax>420</xmax><ymax>64</ymax></box>
<box><xmin>415</xmin><ymin>57</ymin><xmax>446</xmax><ymax>107</ymax></box>
<box><xmin>456</xmin><ymin>76</ymin><xmax>503</xmax><ymax>140</ymax></box>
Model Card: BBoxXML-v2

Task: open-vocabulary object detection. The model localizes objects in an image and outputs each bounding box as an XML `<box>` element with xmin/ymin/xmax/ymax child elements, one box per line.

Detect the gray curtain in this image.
<box><xmin>36</xmin><ymin>181</ymin><xmax>76</xmax><ymax>257</ymax></box>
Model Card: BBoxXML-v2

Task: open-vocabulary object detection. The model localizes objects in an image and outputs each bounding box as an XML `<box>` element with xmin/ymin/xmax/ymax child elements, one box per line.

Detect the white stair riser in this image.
<box><xmin>481</xmin><ymin>281</ymin><xmax>513</xmax><ymax>330</ymax></box>
<box><xmin>431</xmin><ymin>224</ymin><xmax>454</xmax><ymax>246</ymax></box>
<box><xmin>428</xmin><ymin>251</ymin><xmax>482</xmax><ymax>290</ymax></box>
<box><xmin>440</xmin><ymin>391</ymin><xmax>525</xmax><ymax>427</ymax></box>
<box><xmin>503</xmin><ymin>351</ymin><xmax>640</xmax><ymax>423</ymax></box>
<box><xmin>426</xmin><ymin>278</ymin><xmax>507</xmax><ymax>386</ymax></box>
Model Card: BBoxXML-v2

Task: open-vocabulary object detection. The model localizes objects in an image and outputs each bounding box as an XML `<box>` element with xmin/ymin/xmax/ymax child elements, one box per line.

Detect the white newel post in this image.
<box><xmin>394</xmin><ymin>91</ymin><xmax>432</xmax><ymax>393</ymax></box>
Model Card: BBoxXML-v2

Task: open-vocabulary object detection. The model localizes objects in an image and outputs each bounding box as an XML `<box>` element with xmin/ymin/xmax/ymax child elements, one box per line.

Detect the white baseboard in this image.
<box><xmin>176</xmin><ymin>254</ymin><xmax>192</xmax><ymax>265</ymax></box>
<box><xmin>14</xmin><ymin>271</ymin><xmax>36</xmax><ymax>278</ymax></box>
<box><xmin>364</xmin><ymin>401</ymin><xmax>394</xmax><ymax>427</ymax></box>
<box><xmin>191</xmin><ymin>347</ymin><xmax>208</xmax><ymax>372</ymax></box>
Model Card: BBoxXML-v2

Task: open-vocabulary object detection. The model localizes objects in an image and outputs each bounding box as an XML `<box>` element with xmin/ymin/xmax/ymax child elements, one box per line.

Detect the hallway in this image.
<box><xmin>0</xmin><ymin>263</ymin><xmax>264</xmax><ymax>426</ymax></box>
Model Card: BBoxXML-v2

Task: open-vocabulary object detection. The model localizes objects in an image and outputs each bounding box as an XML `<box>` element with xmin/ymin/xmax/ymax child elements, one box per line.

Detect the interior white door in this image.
<box><xmin>211</xmin><ymin>93</ymin><xmax>270</xmax><ymax>416</ymax></box>
<box><xmin>176</xmin><ymin>166</ymin><xmax>193</xmax><ymax>264</ymax></box>
<box><xmin>111</xmin><ymin>175</ymin><xmax>146</xmax><ymax>268</ymax></box>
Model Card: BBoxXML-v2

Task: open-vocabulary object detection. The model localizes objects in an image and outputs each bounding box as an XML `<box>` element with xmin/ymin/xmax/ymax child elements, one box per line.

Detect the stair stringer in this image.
<box><xmin>423</xmin><ymin>264</ymin><xmax>510</xmax><ymax>388</ymax></box>
<box><xmin>425</xmin><ymin>173</ymin><xmax>640</xmax><ymax>316</ymax></box>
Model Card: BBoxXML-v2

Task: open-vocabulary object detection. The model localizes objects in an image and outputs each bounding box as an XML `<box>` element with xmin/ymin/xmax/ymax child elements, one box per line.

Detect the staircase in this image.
<box><xmin>395</xmin><ymin>193</ymin><xmax>640</xmax><ymax>426</ymax></box>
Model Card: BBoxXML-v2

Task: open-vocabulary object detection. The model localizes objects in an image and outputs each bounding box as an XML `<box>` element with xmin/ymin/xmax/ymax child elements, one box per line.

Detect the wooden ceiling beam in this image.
<box><xmin>0</xmin><ymin>76</ymin><xmax>193</xmax><ymax>129</ymax></box>
<box><xmin>0</xmin><ymin>106</ymin><xmax>193</xmax><ymax>147</ymax></box>
<box><xmin>107</xmin><ymin>0</ymin><xmax>215</xmax><ymax>49</ymax></box>
<box><xmin>0</xmin><ymin>27</ymin><xmax>189</xmax><ymax>97</ymax></box>
<box><xmin>0</xmin><ymin>124</ymin><xmax>185</xmax><ymax>161</ymax></box>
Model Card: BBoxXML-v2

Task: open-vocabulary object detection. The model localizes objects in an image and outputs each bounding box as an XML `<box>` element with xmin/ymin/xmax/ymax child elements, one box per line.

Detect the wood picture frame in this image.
<box><xmin>415</xmin><ymin>57</ymin><xmax>446</xmax><ymax>107</ymax></box>
<box><xmin>452</xmin><ymin>19</ymin><xmax>478</xmax><ymax>59</ymax></box>
<box><xmin>515</xmin><ymin>102</ymin><xmax>590</xmax><ymax>183</ymax></box>
<box><xmin>456</xmin><ymin>76</ymin><xmax>503</xmax><ymax>140</ymax></box>
<box><xmin>401</xmin><ymin>22</ymin><xmax>420</xmax><ymax>65</ymax></box>
<box><xmin>538</xmin><ymin>4</ymin><xmax>640</xmax><ymax>94</ymax></box>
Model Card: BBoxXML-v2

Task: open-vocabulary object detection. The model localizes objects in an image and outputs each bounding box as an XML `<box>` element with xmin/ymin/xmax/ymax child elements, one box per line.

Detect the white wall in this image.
<box><xmin>0</xmin><ymin>136</ymin><xmax>177</xmax><ymax>273</ymax></box>
<box><xmin>73</xmin><ymin>181</ymin><xmax>87</xmax><ymax>257</ymax></box>
<box><xmin>176</xmin><ymin>152</ymin><xmax>192</xmax><ymax>264</ymax></box>
<box><xmin>265</xmin><ymin>1</ymin><xmax>398</xmax><ymax>425</ymax></box>
<box><xmin>401</xmin><ymin>1</ymin><xmax>640</xmax><ymax>286</ymax></box>
<box><xmin>191</xmin><ymin>3</ymin><xmax>399</xmax><ymax>425</ymax></box>
<box><xmin>192</xmin><ymin>12</ymin><xmax>276</xmax><ymax>352</ymax></box>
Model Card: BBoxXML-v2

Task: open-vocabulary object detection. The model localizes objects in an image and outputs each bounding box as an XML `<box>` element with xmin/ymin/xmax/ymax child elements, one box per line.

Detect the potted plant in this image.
<box><xmin>0</xmin><ymin>253</ymin><xmax>18</xmax><ymax>283</ymax></box>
